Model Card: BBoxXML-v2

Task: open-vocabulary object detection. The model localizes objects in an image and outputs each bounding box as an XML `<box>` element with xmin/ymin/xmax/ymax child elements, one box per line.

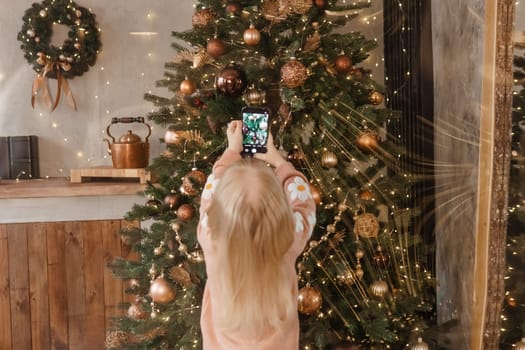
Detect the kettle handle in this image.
<box><xmin>106</xmin><ymin>117</ymin><xmax>152</xmax><ymax>143</ymax></box>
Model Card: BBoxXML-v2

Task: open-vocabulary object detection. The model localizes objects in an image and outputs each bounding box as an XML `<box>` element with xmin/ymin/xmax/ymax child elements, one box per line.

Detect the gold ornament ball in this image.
<box><xmin>514</xmin><ymin>338</ymin><xmax>525</xmax><ymax>350</ymax></box>
<box><xmin>369</xmin><ymin>91</ymin><xmax>384</xmax><ymax>105</ymax></box>
<box><xmin>356</xmin><ymin>130</ymin><xmax>380</xmax><ymax>153</ymax></box>
<box><xmin>409</xmin><ymin>337</ymin><xmax>430</xmax><ymax>350</ymax></box>
<box><xmin>310</xmin><ymin>185</ymin><xmax>322</xmax><ymax>205</ymax></box>
<box><xmin>370</xmin><ymin>280</ymin><xmax>389</xmax><ymax>298</ymax></box>
<box><xmin>358</xmin><ymin>189</ymin><xmax>374</xmax><ymax>201</ymax></box>
<box><xmin>192</xmin><ymin>9</ymin><xmax>214</xmax><ymax>27</ymax></box>
<box><xmin>164</xmin><ymin>193</ymin><xmax>180</xmax><ymax>208</ymax></box>
<box><xmin>206</xmin><ymin>38</ymin><xmax>227</xmax><ymax>58</ymax></box>
<box><xmin>149</xmin><ymin>277</ymin><xmax>175</xmax><ymax>304</ymax></box>
<box><xmin>177</xmin><ymin>204</ymin><xmax>196</xmax><ymax>221</ymax></box>
<box><xmin>321</xmin><ymin>151</ymin><xmax>338</xmax><ymax>168</ymax></box>
<box><xmin>180</xmin><ymin>79</ymin><xmax>197</xmax><ymax>96</ymax></box>
<box><xmin>278</xmin><ymin>103</ymin><xmax>292</xmax><ymax>124</ymax></box>
<box><xmin>244</xmin><ymin>87</ymin><xmax>265</xmax><ymax>105</ymax></box>
<box><xmin>281</xmin><ymin>59</ymin><xmax>308</xmax><ymax>88</ymax></box>
<box><xmin>353</xmin><ymin>213</ymin><xmax>380</xmax><ymax>238</ymax></box>
<box><xmin>127</xmin><ymin>302</ymin><xmax>148</xmax><ymax>320</ymax></box>
<box><xmin>298</xmin><ymin>285</ymin><xmax>322</xmax><ymax>315</ymax></box>
<box><xmin>243</xmin><ymin>24</ymin><xmax>261</xmax><ymax>46</ymax></box>
<box><xmin>355</xmin><ymin>249</ymin><xmax>365</xmax><ymax>260</ymax></box>
<box><xmin>334</xmin><ymin>55</ymin><xmax>353</xmax><ymax>74</ymax></box>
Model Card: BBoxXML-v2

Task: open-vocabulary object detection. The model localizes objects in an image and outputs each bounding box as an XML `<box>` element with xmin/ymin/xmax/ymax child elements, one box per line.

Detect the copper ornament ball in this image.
<box><xmin>215</xmin><ymin>65</ymin><xmax>247</xmax><ymax>96</ymax></box>
<box><xmin>206</xmin><ymin>38</ymin><xmax>227</xmax><ymax>58</ymax></box>
<box><xmin>297</xmin><ymin>285</ymin><xmax>323</xmax><ymax>315</ymax></box>
<box><xmin>281</xmin><ymin>59</ymin><xmax>308</xmax><ymax>88</ymax></box>
<box><xmin>164</xmin><ymin>193</ymin><xmax>180</xmax><ymax>208</ymax></box>
<box><xmin>310</xmin><ymin>184</ymin><xmax>322</xmax><ymax>205</ymax></box>
<box><xmin>149</xmin><ymin>277</ymin><xmax>175</xmax><ymax>304</ymax></box>
<box><xmin>321</xmin><ymin>151</ymin><xmax>338</xmax><ymax>168</ymax></box>
<box><xmin>369</xmin><ymin>279</ymin><xmax>388</xmax><ymax>298</ymax></box>
<box><xmin>180</xmin><ymin>79</ymin><xmax>197</xmax><ymax>96</ymax></box>
<box><xmin>177</xmin><ymin>204</ymin><xmax>196</xmax><ymax>221</ymax></box>
<box><xmin>243</xmin><ymin>24</ymin><xmax>261</xmax><ymax>46</ymax></box>
<box><xmin>358</xmin><ymin>189</ymin><xmax>374</xmax><ymax>201</ymax></box>
<box><xmin>192</xmin><ymin>9</ymin><xmax>214</xmax><ymax>27</ymax></box>
<box><xmin>356</xmin><ymin>130</ymin><xmax>380</xmax><ymax>153</ymax></box>
<box><xmin>369</xmin><ymin>90</ymin><xmax>384</xmax><ymax>105</ymax></box>
<box><xmin>313</xmin><ymin>0</ymin><xmax>328</xmax><ymax>9</ymax></box>
<box><xmin>334</xmin><ymin>54</ymin><xmax>353</xmax><ymax>74</ymax></box>
<box><xmin>225</xmin><ymin>1</ymin><xmax>243</xmax><ymax>15</ymax></box>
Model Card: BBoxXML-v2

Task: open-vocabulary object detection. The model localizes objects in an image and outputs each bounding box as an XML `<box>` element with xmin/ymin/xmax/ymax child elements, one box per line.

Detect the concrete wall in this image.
<box><xmin>0</xmin><ymin>0</ymin><xmax>194</xmax><ymax>178</ymax></box>
<box><xmin>432</xmin><ymin>1</ymin><xmax>485</xmax><ymax>348</ymax></box>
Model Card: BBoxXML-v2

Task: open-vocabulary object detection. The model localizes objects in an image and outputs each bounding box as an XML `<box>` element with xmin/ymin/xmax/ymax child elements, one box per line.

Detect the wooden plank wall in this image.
<box><xmin>0</xmin><ymin>220</ymin><xmax>136</xmax><ymax>350</ymax></box>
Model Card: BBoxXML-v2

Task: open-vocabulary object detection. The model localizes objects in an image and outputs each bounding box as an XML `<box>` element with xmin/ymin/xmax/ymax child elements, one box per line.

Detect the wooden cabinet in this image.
<box><xmin>0</xmin><ymin>220</ymin><xmax>136</xmax><ymax>350</ymax></box>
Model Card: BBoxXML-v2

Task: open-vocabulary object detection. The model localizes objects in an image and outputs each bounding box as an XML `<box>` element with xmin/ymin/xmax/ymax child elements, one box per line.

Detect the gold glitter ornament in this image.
<box><xmin>353</xmin><ymin>212</ymin><xmax>380</xmax><ymax>238</ymax></box>
<box><xmin>192</xmin><ymin>9</ymin><xmax>214</xmax><ymax>27</ymax></box>
<box><xmin>281</xmin><ymin>58</ymin><xmax>308</xmax><ymax>88</ymax></box>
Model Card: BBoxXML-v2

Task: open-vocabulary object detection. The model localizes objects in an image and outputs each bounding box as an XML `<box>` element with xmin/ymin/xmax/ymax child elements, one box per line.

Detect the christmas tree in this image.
<box><xmin>499</xmin><ymin>45</ymin><xmax>525</xmax><ymax>349</ymax></box>
<box><xmin>107</xmin><ymin>1</ymin><xmax>435</xmax><ymax>349</ymax></box>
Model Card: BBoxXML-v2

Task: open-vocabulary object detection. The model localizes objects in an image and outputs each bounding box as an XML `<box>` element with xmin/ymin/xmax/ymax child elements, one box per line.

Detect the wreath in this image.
<box><xmin>17</xmin><ymin>0</ymin><xmax>102</xmax><ymax>110</ymax></box>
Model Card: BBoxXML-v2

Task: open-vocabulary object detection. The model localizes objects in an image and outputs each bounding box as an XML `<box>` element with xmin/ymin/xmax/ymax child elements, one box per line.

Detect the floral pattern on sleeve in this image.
<box><xmin>287</xmin><ymin>177</ymin><xmax>312</xmax><ymax>201</ymax></box>
<box><xmin>202</xmin><ymin>174</ymin><xmax>219</xmax><ymax>200</ymax></box>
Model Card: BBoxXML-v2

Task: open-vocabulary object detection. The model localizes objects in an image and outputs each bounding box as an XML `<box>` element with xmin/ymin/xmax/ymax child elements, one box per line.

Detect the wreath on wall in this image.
<box><xmin>17</xmin><ymin>0</ymin><xmax>102</xmax><ymax>111</ymax></box>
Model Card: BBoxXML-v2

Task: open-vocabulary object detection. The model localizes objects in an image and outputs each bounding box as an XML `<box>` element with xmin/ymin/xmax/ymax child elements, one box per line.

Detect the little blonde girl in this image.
<box><xmin>197</xmin><ymin>121</ymin><xmax>316</xmax><ymax>349</ymax></box>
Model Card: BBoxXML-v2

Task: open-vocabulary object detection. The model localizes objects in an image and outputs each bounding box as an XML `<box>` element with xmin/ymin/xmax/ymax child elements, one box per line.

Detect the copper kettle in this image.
<box><xmin>103</xmin><ymin>117</ymin><xmax>151</xmax><ymax>169</ymax></box>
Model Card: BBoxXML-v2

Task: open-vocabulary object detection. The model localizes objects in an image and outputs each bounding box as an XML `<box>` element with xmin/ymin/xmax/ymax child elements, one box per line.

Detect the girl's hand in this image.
<box><xmin>254</xmin><ymin>133</ymin><xmax>286</xmax><ymax>168</ymax></box>
<box><xmin>227</xmin><ymin>120</ymin><xmax>243</xmax><ymax>153</ymax></box>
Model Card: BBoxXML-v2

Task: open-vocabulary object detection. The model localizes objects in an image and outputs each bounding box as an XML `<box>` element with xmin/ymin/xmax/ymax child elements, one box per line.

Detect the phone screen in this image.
<box><xmin>242</xmin><ymin>108</ymin><xmax>269</xmax><ymax>154</ymax></box>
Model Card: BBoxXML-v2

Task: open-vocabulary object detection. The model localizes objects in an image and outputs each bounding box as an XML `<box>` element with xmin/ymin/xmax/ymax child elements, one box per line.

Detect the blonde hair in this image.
<box><xmin>207</xmin><ymin>158</ymin><xmax>296</xmax><ymax>337</ymax></box>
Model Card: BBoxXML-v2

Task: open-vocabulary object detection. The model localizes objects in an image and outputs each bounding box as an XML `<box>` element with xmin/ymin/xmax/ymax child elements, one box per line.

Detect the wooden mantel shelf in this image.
<box><xmin>0</xmin><ymin>178</ymin><xmax>146</xmax><ymax>199</ymax></box>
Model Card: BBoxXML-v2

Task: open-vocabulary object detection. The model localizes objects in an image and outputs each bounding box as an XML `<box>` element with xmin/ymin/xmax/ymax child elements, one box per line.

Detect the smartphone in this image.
<box><xmin>241</xmin><ymin>107</ymin><xmax>271</xmax><ymax>156</ymax></box>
